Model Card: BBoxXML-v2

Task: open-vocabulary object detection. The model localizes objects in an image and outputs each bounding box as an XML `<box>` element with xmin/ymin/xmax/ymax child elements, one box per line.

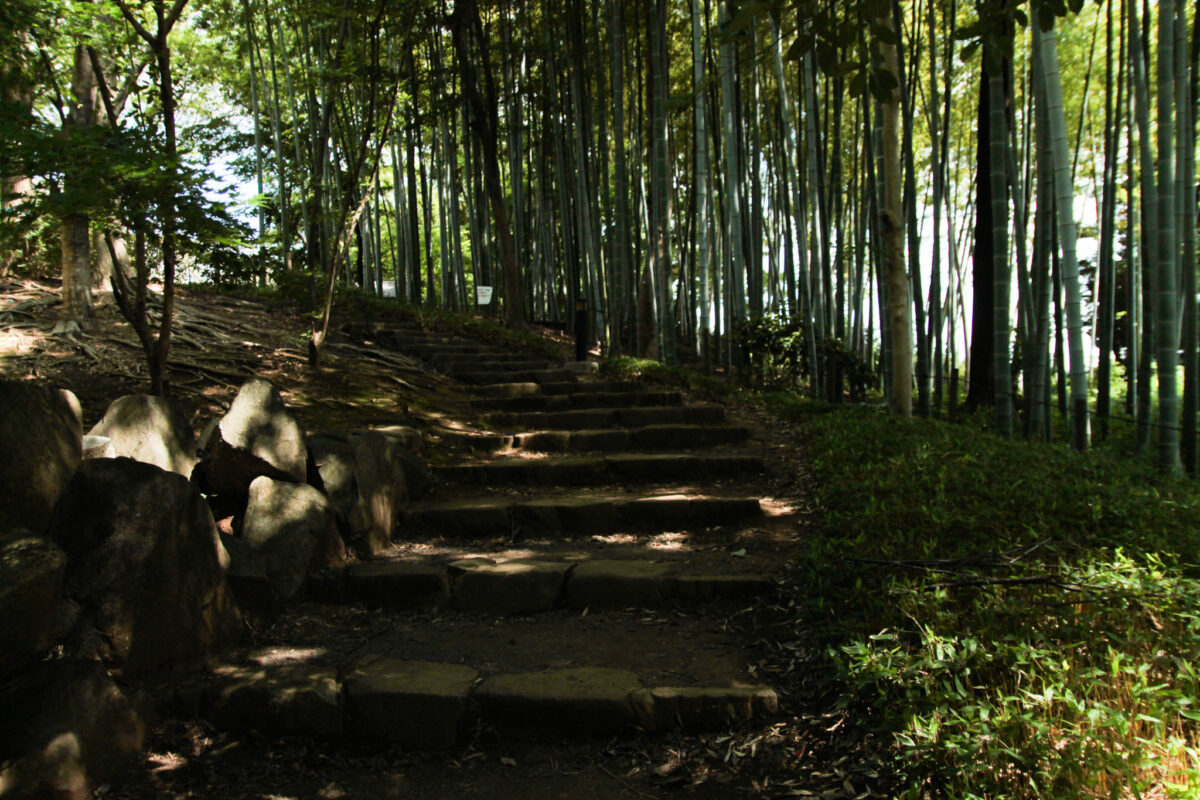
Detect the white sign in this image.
<box><xmin>476</xmin><ymin>286</ymin><xmax>494</xmax><ymax>305</ymax></box>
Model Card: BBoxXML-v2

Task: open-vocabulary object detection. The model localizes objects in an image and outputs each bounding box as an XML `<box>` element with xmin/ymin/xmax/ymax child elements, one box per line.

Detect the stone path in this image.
<box><xmin>182</xmin><ymin>327</ymin><xmax>791</xmax><ymax>756</ymax></box>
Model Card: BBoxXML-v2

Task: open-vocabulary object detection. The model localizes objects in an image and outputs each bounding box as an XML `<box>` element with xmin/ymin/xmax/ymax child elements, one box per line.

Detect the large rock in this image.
<box><xmin>87</xmin><ymin>394</ymin><xmax>196</xmax><ymax>476</ymax></box>
<box><xmin>349</xmin><ymin>431</ymin><xmax>415</xmax><ymax>554</ymax></box>
<box><xmin>235</xmin><ymin>476</ymin><xmax>344</xmax><ymax>602</ymax></box>
<box><xmin>309</xmin><ymin>430</ymin><xmax>432</xmax><ymax>554</ymax></box>
<box><xmin>0</xmin><ymin>381</ymin><xmax>82</xmax><ymax>535</ymax></box>
<box><xmin>47</xmin><ymin>458</ymin><xmax>243</xmax><ymax>674</ymax></box>
<box><xmin>0</xmin><ymin>531</ymin><xmax>67</xmax><ymax>679</ymax></box>
<box><xmin>0</xmin><ymin>660</ymin><xmax>145</xmax><ymax>800</ymax></box>
<box><xmin>204</xmin><ymin>378</ymin><xmax>306</xmax><ymax>498</ymax></box>
<box><xmin>306</xmin><ymin>434</ymin><xmax>358</xmax><ymax>531</ymax></box>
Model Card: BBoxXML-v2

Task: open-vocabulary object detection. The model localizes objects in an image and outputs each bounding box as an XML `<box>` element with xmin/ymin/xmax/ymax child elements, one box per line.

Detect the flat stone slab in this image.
<box><xmin>435</xmin><ymin>454</ymin><xmax>763</xmax><ymax>486</ymax></box>
<box><xmin>209</xmin><ymin>664</ymin><xmax>342</xmax><ymax>737</ymax></box>
<box><xmin>437</xmin><ymin>431</ymin><xmax>515</xmax><ymax>452</ymax></box>
<box><xmin>476</xmin><ymin>667</ymin><xmax>641</xmax><ymax>734</ymax></box>
<box><xmin>604</xmin><ymin>454</ymin><xmax>765</xmax><ymax>481</ymax></box>
<box><xmin>675</xmin><ymin>574</ymin><xmax>775</xmax><ymax>599</ymax></box>
<box><xmin>513</xmin><ymin>496</ymin><xmax>622</xmax><ymax>533</ymax></box>
<box><xmin>446</xmin><ymin>360</ymin><xmax>553</xmax><ymax>376</ymax></box>
<box><xmin>450</xmin><ymin>558</ymin><xmax>572</xmax><ymax>613</ymax></box>
<box><xmin>565</xmin><ymin>560</ymin><xmax>677</xmax><ymax>607</ymax></box>
<box><xmin>632</xmin><ymin>424</ymin><xmax>750</xmax><ymax>448</ymax></box>
<box><xmin>404</xmin><ymin>494</ymin><xmax>760</xmax><ymax>537</ymax></box>
<box><xmin>326</xmin><ymin>562</ymin><xmax>450</xmax><ymax>604</ymax></box>
<box><xmin>474</xmin><ymin>390</ymin><xmax>683</xmax><ymax>412</ymax></box>
<box><xmin>487</xmin><ymin>405</ymin><xmax>726</xmax><ymax>431</ymax></box>
<box><xmin>342</xmin><ymin>656</ymin><xmax>478</xmax><ymax>748</ymax></box>
<box><xmin>436</xmin><ymin>457</ymin><xmax>607</xmax><ymax>486</ymax></box>
<box><xmin>456</xmin><ymin>369</ymin><xmax>577</xmax><ymax>385</ymax></box>
<box><xmin>403</xmin><ymin>498</ymin><xmax>512</xmax><ymax>536</ymax></box>
<box><xmin>506</xmin><ymin>425</ymin><xmax>749</xmax><ymax>452</ymax></box>
<box><xmin>631</xmin><ymin>686</ymin><xmax>779</xmax><ymax>732</ymax></box>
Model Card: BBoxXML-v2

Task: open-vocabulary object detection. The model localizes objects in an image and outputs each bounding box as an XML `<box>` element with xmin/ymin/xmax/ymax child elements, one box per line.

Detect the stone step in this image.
<box><xmin>437</xmin><ymin>423</ymin><xmax>750</xmax><ymax>453</ymax></box>
<box><xmin>311</xmin><ymin>557</ymin><xmax>774</xmax><ymax>612</ymax></box>
<box><xmin>455</xmin><ymin>368</ymin><xmax>579</xmax><ymax>385</ymax></box>
<box><xmin>187</xmin><ymin>658</ymin><xmax>778</xmax><ymax>747</ymax></box>
<box><xmin>445</xmin><ymin>360</ymin><xmax>557</xmax><ymax>375</ymax></box>
<box><xmin>402</xmin><ymin>492</ymin><xmax>761</xmax><ymax>537</ymax></box>
<box><xmin>485</xmin><ymin>405</ymin><xmax>726</xmax><ymax>430</ymax></box>
<box><xmin>385</xmin><ymin>333</ymin><xmax>496</xmax><ymax>349</ymax></box>
<box><xmin>471</xmin><ymin>380</ymin><xmax>641</xmax><ymax>398</ymax></box>
<box><xmin>431</xmin><ymin>353</ymin><xmax>549</xmax><ymax>368</ymax></box>
<box><xmin>514</xmin><ymin>423</ymin><xmax>751</xmax><ymax>452</ymax></box>
<box><xmin>470</xmin><ymin>390</ymin><xmax>683</xmax><ymax>412</ymax></box>
<box><xmin>405</xmin><ymin>343</ymin><xmax>511</xmax><ymax>357</ymax></box>
<box><xmin>434</xmin><ymin>454</ymin><xmax>764</xmax><ymax>486</ymax></box>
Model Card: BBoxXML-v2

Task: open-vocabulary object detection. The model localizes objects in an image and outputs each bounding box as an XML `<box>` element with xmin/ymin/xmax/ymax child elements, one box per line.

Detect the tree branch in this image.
<box><xmin>86</xmin><ymin>47</ymin><xmax>119</xmax><ymax>127</ymax></box>
<box><xmin>164</xmin><ymin>0</ymin><xmax>190</xmax><ymax>36</ymax></box>
<box><xmin>34</xmin><ymin>43</ymin><xmax>66</xmax><ymax>125</ymax></box>
<box><xmin>112</xmin><ymin>0</ymin><xmax>155</xmax><ymax>45</ymax></box>
<box><xmin>113</xmin><ymin>59</ymin><xmax>149</xmax><ymax>113</ymax></box>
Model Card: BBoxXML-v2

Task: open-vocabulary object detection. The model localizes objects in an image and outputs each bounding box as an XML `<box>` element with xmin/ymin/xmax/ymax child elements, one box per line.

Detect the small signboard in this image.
<box><xmin>476</xmin><ymin>286</ymin><xmax>494</xmax><ymax>305</ymax></box>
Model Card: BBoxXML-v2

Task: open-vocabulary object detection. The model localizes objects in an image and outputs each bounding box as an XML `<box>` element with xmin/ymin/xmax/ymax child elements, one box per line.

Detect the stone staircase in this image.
<box><xmin>176</xmin><ymin>326</ymin><xmax>787</xmax><ymax>758</ymax></box>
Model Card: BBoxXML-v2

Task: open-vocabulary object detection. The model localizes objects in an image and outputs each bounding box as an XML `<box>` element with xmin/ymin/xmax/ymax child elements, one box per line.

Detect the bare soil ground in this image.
<box><xmin>0</xmin><ymin>279</ymin><xmax>885</xmax><ymax>799</ymax></box>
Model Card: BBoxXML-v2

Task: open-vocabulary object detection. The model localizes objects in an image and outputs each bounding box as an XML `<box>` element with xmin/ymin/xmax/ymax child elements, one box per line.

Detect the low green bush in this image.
<box><xmin>597</xmin><ymin>356</ymin><xmax>744</xmax><ymax>403</ymax></box>
<box><xmin>794</xmin><ymin>405</ymin><xmax>1200</xmax><ymax>798</ymax></box>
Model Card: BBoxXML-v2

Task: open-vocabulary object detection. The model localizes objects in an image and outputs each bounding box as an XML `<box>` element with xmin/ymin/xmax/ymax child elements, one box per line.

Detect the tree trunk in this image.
<box><xmin>449</xmin><ymin>0</ymin><xmax>524</xmax><ymax>328</ymax></box>
<box><xmin>1035</xmin><ymin>22</ymin><xmax>1090</xmax><ymax>450</ymax></box>
<box><xmin>57</xmin><ymin>44</ymin><xmax>98</xmax><ymax>334</ymax></box>
<box><xmin>879</xmin><ymin>11</ymin><xmax>912</xmax><ymax>417</ymax></box>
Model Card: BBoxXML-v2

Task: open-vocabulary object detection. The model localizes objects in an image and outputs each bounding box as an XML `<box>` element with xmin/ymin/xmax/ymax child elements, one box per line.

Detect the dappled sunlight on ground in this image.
<box><xmin>146</xmin><ymin>751</ymin><xmax>189</xmax><ymax>774</ymax></box>
<box><xmin>245</xmin><ymin>646</ymin><xmax>329</xmax><ymax>666</ymax></box>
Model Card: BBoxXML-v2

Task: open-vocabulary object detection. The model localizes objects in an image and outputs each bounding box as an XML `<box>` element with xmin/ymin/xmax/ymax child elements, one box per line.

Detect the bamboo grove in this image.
<box><xmin>0</xmin><ymin>0</ymin><xmax>1197</xmax><ymax>471</ymax></box>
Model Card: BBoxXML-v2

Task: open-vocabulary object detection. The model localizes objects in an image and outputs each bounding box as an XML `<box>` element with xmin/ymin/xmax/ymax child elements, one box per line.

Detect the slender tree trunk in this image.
<box><xmin>1154</xmin><ymin>0</ymin><xmax>1181</xmax><ymax>472</ymax></box>
<box><xmin>987</xmin><ymin>64</ymin><xmax>1013</xmax><ymax>437</ymax></box>
<box><xmin>57</xmin><ymin>44</ymin><xmax>97</xmax><ymax>334</ymax></box>
<box><xmin>648</xmin><ymin>0</ymin><xmax>674</xmax><ymax>362</ymax></box>
<box><xmin>1179</xmin><ymin>0</ymin><xmax>1198</xmax><ymax>473</ymax></box>
<box><xmin>879</xmin><ymin>11</ymin><xmax>912</xmax><ymax>417</ymax></box>
<box><xmin>1129</xmin><ymin>0</ymin><xmax>1157</xmax><ymax>453</ymax></box>
<box><xmin>449</xmin><ymin>0</ymin><xmax>524</xmax><ymax>327</ymax></box>
<box><xmin>967</xmin><ymin>58</ymin><xmax>998</xmax><ymax>411</ymax></box>
<box><xmin>1035</xmin><ymin>22</ymin><xmax>1090</xmax><ymax>450</ymax></box>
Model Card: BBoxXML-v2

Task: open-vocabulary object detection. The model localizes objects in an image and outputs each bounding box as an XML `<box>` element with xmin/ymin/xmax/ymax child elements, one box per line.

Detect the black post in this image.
<box><xmin>574</xmin><ymin>297</ymin><xmax>587</xmax><ymax>361</ymax></box>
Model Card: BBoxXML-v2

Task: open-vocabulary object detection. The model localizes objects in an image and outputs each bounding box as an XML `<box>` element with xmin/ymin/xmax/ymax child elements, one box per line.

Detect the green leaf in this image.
<box><xmin>816</xmin><ymin>41</ymin><xmax>837</xmax><ymax>74</ymax></box>
<box><xmin>849</xmin><ymin>70</ymin><xmax>868</xmax><ymax>97</ymax></box>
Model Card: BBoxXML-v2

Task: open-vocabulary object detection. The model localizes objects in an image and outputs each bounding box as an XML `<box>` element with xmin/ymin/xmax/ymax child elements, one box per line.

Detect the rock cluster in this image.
<box><xmin>0</xmin><ymin>376</ymin><xmax>428</xmax><ymax>798</ymax></box>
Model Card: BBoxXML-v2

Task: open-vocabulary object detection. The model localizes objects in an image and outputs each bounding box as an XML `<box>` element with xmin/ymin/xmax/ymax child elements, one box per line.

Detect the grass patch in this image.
<box><xmin>597</xmin><ymin>356</ymin><xmax>746</xmax><ymax>403</ymax></box>
<box><xmin>792</xmin><ymin>404</ymin><xmax>1200</xmax><ymax>798</ymax></box>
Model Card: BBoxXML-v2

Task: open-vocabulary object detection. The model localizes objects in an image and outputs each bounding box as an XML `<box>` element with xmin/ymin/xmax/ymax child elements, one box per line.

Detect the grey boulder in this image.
<box><xmin>47</xmin><ymin>458</ymin><xmax>243</xmax><ymax>674</ymax></box>
<box><xmin>87</xmin><ymin>394</ymin><xmax>196</xmax><ymax>476</ymax></box>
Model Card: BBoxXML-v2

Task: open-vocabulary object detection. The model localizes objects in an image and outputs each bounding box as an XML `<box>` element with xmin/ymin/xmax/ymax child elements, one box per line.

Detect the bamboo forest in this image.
<box><xmin>3</xmin><ymin>0</ymin><xmax>1200</xmax><ymax>797</ymax></box>
<box><xmin>2</xmin><ymin>0</ymin><xmax>1197</xmax><ymax>462</ymax></box>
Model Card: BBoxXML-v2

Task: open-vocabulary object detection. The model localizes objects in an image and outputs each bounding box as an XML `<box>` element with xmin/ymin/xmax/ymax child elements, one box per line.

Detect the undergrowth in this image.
<box><xmin>597</xmin><ymin>356</ymin><xmax>745</xmax><ymax>403</ymax></box>
<box><xmin>790</xmin><ymin>404</ymin><xmax>1200</xmax><ymax>799</ymax></box>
